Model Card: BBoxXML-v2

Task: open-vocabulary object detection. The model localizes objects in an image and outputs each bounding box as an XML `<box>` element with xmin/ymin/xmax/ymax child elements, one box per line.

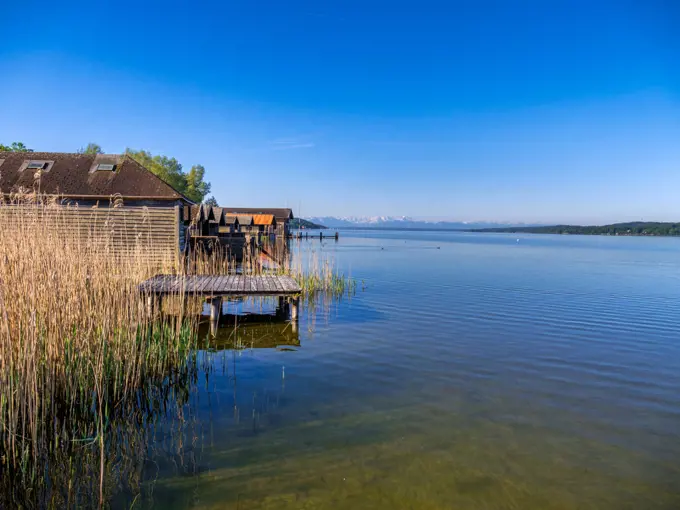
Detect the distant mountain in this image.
<box><xmin>289</xmin><ymin>218</ymin><xmax>327</xmax><ymax>229</ymax></box>
<box><xmin>304</xmin><ymin>216</ymin><xmax>538</xmax><ymax>230</ymax></box>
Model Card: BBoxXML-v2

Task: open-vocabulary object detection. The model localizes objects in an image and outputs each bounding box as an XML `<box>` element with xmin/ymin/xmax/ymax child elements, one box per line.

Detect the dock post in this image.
<box><xmin>277</xmin><ymin>296</ymin><xmax>287</xmax><ymax>319</ymax></box>
<box><xmin>209</xmin><ymin>296</ymin><xmax>222</xmax><ymax>336</ymax></box>
<box><xmin>290</xmin><ymin>297</ymin><xmax>300</xmax><ymax>322</ymax></box>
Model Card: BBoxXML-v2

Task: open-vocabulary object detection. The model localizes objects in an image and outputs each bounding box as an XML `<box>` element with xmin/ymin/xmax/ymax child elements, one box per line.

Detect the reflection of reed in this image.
<box><xmin>0</xmin><ymin>361</ymin><xmax>198</xmax><ymax>508</ymax></box>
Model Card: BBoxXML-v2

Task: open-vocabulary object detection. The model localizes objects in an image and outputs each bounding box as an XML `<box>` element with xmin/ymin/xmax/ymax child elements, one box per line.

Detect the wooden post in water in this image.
<box><xmin>277</xmin><ymin>296</ymin><xmax>288</xmax><ymax>319</ymax></box>
<box><xmin>290</xmin><ymin>297</ymin><xmax>300</xmax><ymax>321</ymax></box>
<box><xmin>209</xmin><ymin>296</ymin><xmax>222</xmax><ymax>336</ymax></box>
<box><xmin>290</xmin><ymin>297</ymin><xmax>299</xmax><ymax>333</ymax></box>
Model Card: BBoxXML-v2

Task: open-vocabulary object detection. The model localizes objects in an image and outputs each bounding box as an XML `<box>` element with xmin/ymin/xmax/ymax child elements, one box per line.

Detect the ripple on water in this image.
<box><xmin>141</xmin><ymin>233</ymin><xmax>680</xmax><ymax>509</ymax></box>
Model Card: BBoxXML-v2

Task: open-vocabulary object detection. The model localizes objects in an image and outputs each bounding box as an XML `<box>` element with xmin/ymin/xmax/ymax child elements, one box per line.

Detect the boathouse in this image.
<box><xmin>230</xmin><ymin>214</ymin><xmax>255</xmax><ymax>234</ymax></box>
<box><xmin>219</xmin><ymin>213</ymin><xmax>239</xmax><ymax>234</ymax></box>
<box><xmin>0</xmin><ymin>152</ymin><xmax>194</xmax><ymax>265</ymax></box>
<box><xmin>252</xmin><ymin>214</ymin><xmax>277</xmax><ymax>235</ymax></box>
<box><xmin>189</xmin><ymin>204</ymin><xmax>215</xmax><ymax>236</ymax></box>
<box><xmin>223</xmin><ymin>208</ymin><xmax>294</xmax><ymax>236</ymax></box>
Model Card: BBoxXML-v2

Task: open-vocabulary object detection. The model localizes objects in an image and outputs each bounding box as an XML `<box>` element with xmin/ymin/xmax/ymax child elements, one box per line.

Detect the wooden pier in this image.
<box><xmin>140</xmin><ymin>274</ymin><xmax>302</xmax><ymax>334</ymax></box>
<box><xmin>288</xmin><ymin>231</ymin><xmax>339</xmax><ymax>241</ymax></box>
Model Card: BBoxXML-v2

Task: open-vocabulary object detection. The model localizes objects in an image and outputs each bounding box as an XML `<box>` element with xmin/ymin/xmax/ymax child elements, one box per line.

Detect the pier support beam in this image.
<box><xmin>290</xmin><ymin>297</ymin><xmax>300</xmax><ymax>322</ymax></box>
<box><xmin>209</xmin><ymin>296</ymin><xmax>222</xmax><ymax>336</ymax></box>
<box><xmin>290</xmin><ymin>297</ymin><xmax>300</xmax><ymax>333</ymax></box>
<box><xmin>276</xmin><ymin>296</ymin><xmax>289</xmax><ymax>320</ymax></box>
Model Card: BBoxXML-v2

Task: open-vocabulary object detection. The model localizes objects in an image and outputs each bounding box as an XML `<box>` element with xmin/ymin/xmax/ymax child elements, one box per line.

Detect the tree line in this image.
<box><xmin>0</xmin><ymin>141</ymin><xmax>216</xmax><ymax>205</ymax></box>
<box><xmin>470</xmin><ymin>222</ymin><xmax>680</xmax><ymax>237</ymax></box>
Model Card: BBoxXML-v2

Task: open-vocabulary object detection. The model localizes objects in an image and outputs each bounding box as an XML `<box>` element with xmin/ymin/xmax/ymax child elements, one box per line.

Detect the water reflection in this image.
<box><xmin>0</xmin><ymin>361</ymin><xmax>198</xmax><ymax>509</ymax></box>
<box><xmin>198</xmin><ymin>312</ymin><xmax>301</xmax><ymax>350</ymax></box>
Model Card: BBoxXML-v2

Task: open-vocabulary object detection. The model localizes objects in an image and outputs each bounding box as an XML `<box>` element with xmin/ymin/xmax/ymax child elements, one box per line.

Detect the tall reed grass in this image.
<box><xmin>0</xmin><ymin>193</ymin><xmax>198</xmax><ymax>507</ymax></box>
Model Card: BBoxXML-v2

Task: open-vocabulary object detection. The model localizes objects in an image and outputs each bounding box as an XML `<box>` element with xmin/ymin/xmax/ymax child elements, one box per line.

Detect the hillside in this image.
<box><xmin>469</xmin><ymin>222</ymin><xmax>680</xmax><ymax>237</ymax></box>
<box><xmin>290</xmin><ymin>218</ymin><xmax>327</xmax><ymax>230</ymax></box>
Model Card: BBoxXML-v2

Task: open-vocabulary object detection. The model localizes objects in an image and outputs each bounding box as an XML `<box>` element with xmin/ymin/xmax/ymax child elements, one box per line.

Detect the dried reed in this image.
<box><xmin>0</xmin><ymin>193</ymin><xmax>197</xmax><ymax>506</ymax></box>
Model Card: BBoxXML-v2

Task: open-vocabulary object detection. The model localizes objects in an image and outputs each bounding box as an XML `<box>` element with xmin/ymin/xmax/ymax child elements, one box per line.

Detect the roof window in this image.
<box><xmin>21</xmin><ymin>160</ymin><xmax>54</xmax><ymax>172</ymax></box>
<box><xmin>96</xmin><ymin>163</ymin><xmax>116</xmax><ymax>171</ymax></box>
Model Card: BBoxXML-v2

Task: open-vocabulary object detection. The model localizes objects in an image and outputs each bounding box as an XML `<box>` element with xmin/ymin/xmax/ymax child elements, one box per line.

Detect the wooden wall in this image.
<box><xmin>0</xmin><ymin>205</ymin><xmax>181</xmax><ymax>270</ymax></box>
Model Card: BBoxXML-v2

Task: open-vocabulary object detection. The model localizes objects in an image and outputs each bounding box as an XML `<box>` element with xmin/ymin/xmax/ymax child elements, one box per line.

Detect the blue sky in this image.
<box><xmin>1</xmin><ymin>0</ymin><xmax>679</xmax><ymax>223</ymax></box>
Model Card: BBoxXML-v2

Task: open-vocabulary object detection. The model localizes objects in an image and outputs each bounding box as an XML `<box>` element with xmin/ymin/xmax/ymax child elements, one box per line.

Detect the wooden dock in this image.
<box><xmin>139</xmin><ymin>274</ymin><xmax>301</xmax><ymax>296</ymax></box>
<box><xmin>139</xmin><ymin>274</ymin><xmax>302</xmax><ymax>334</ymax></box>
<box><xmin>288</xmin><ymin>232</ymin><xmax>339</xmax><ymax>241</ymax></box>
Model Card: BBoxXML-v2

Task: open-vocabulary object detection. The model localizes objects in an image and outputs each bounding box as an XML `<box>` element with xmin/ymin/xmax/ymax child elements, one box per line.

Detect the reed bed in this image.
<box><xmin>0</xmin><ymin>195</ymin><xmax>355</xmax><ymax>507</ymax></box>
<box><xmin>0</xmin><ymin>194</ymin><xmax>198</xmax><ymax>507</ymax></box>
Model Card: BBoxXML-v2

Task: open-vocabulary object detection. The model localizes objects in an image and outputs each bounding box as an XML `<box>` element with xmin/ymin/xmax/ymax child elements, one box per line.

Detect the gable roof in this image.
<box><xmin>0</xmin><ymin>152</ymin><xmax>194</xmax><ymax>204</ymax></box>
<box><xmin>252</xmin><ymin>214</ymin><xmax>276</xmax><ymax>226</ymax></box>
<box><xmin>214</xmin><ymin>208</ymin><xmax>226</xmax><ymax>226</ymax></box>
<box><xmin>223</xmin><ymin>207</ymin><xmax>293</xmax><ymax>221</ymax></box>
<box><xmin>212</xmin><ymin>207</ymin><xmax>227</xmax><ymax>225</ymax></box>
<box><xmin>227</xmin><ymin>213</ymin><xmax>253</xmax><ymax>225</ymax></box>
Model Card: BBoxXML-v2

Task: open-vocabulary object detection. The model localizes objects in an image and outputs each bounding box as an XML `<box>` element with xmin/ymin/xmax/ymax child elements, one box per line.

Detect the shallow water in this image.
<box><xmin>126</xmin><ymin>231</ymin><xmax>680</xmax><ymax>509</ymax></box>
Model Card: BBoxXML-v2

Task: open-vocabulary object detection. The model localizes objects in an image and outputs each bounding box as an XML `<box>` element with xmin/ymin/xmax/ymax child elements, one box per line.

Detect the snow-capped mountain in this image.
<box><xmin>305</xmin><ymin>216</ymin><xmax>536</xmax><ymax>230</ymax></box>
<box><xmin>311</xmin><ymin>216</ymin><xmax>414</xmax><ymax>226</ymax></box>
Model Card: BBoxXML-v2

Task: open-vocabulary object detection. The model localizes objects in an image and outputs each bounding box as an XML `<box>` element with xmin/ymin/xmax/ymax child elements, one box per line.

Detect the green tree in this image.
<box><xmin>203</xmin><ymin>196</ymin><xmax>218</xmax><ymax>207</ymax></box>
<box><xmin>186</xmin><ymin>165</ymin><xmax>211</xmax><ymax>203</ymax></box>
<box><xmin>0</xmin><ymin>142</ymin><xmax>33</xmax><ymax>152</ymax></box>
<box><xmin>126</xmin><ymin>149</ymin><xmax>187</xmax><ymax>194</ymax></box>
<box><xmin>125</xmin><ymin>149</ymin><xmax>211</xmax><ymax>203</ymax></box>
<box><xmin>78</xmin><ymin>143</ymin><xmax>103</xmax><ymax>155</ymax></box>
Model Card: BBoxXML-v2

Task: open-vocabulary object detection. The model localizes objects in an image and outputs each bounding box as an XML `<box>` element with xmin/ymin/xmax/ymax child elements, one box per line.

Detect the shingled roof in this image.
<box><xmin>222</xmin><ymin>207</ymin><xmax>294</xmax><ymax>221</ymax></box>
<box><xmin>0</xmin><ymin>152</ymin><xmax>193</xmax><ymax>203</ymax></box>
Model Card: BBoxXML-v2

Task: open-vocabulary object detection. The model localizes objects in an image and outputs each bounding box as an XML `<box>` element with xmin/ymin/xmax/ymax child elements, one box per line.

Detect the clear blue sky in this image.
<box><xmin>1</xmin><ymin>0</ymin><xmax>679</xmax><ymax>223</ymax></box>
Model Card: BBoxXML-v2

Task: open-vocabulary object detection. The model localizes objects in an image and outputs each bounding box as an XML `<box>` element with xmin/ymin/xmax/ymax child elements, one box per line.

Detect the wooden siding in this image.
<box><xmin>0</xmin><ymin>205</ymin><xmax>180</xmax><ymax>269</ymax></box>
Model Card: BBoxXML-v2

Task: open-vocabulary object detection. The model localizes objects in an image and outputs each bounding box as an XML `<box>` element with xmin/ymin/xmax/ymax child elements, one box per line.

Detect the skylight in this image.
<box><xmin>26</xmin><ymin>161</ymin><xmax>47</xmax><ymax>170</ymax></box>
<box><xmin>96</xmin><ymin>163</ymin><xmax>116</xmax><ymax>171</ymax></box>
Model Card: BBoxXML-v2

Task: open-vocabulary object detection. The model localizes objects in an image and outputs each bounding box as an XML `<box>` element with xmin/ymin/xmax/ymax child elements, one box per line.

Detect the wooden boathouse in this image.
<box><xmin>222</xmin><ymin>207</ymin><xmax>294</xmax><ymax>237</ymax></box>
<box><xmin>0</xmin><ymin>152</ymin><xmax>194</xmax><ymax>267</ymax></box>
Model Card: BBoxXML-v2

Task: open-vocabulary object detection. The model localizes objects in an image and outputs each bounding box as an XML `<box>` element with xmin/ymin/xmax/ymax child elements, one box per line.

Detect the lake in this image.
<box><xmin>118</xmin><ymin>231</ymin><xmax>680</xmax><ymax>509</ymax></box>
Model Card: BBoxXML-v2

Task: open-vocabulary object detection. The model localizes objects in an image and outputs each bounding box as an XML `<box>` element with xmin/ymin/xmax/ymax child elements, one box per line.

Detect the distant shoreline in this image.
<box><xmin>468</xmin><ymin>222</ymin><xmax>680</xmax><ymax>237</ymax></box>
<box><xmin>296</xmin><ymin>223</ymin><xmax>680</xmax><ymax>237</ymax></box>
